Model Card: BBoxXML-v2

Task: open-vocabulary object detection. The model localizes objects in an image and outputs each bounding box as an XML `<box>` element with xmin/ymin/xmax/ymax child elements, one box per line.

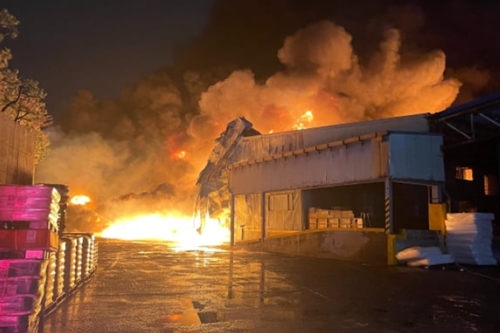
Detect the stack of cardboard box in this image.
<box><xmin>308</xmin><ymin>207</ymin><xmax>363</xmax><ymax>230</ymax></box>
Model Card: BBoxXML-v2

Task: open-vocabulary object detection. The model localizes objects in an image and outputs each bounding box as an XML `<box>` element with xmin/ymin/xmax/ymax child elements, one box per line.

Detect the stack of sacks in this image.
<box><xmin>396</xmin><ymin>246</ymin><xmax>455</xmax><ymax>267</ymax></box>
<box><xmin>445</xmin><ymin>213</ymin><xmax>497</xmax><ymax>265</ymax></box>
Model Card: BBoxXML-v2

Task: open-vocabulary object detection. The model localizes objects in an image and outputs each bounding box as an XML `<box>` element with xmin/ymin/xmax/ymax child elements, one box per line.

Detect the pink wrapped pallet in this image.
<box><xmin>0</xmin><ymin>230</ymin><xmax>59</xmax><ymax>251</ymax></box>
<box><xmin>0</xmin><ymin>295</ymin><xmax>37</xmax><ymax>312</ymax></box>
<box><xmin>0</xmin><ymin>196</ymin><xmax>52</xmax><ymax>209</ymax></box>
<box><xmin>0</xmin><ymin>260</ymin><xmax>48</xmax><ymax>278</ymax></box>
<box><xmin>0</xmin><ymin>185</ymin><xmax>55</xmax><ymax>199</ymax></box>
<box><xmin>0</xmin><ymin>209</ymin><xmax>58</xmax><ymax>222</ymax></box>
<box><xmin>0</xmin><ymin>311</ymin><xmax>41</xmax><ymax>333</ymax></box>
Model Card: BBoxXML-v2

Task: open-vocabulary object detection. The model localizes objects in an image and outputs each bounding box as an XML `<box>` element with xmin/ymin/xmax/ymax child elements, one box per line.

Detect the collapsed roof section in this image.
<box><xmin>195</xmin><ymin>118</ymin><xmax>260</xmax><ymax>219</ymax></box>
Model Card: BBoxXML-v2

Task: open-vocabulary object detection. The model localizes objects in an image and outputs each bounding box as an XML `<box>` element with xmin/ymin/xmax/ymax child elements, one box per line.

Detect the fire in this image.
<box><xmin>99</xmin><ymin>211</ymin><xmax>230</xmax><ymax>248</ymax></box>
<box><xmin>293</xmin><ymin>110</ymin><xmax>314</xmax><ymax>130</ymax></box>
<box><xmin>172</xmin><ymin>150</ymin><xmax>188</xmax><ymax>160</ymax></box>
<box><xmin>70</xmin><ymin>195</ymin><xmax>91</xmax><ymax>206</ymax></box>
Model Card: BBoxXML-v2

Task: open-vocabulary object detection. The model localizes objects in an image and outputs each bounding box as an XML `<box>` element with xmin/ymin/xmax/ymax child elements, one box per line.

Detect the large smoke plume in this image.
<box><xmin>35</xmin><ymin>0</ymin><xmax>499</xmax><ymax>232</ymax></box>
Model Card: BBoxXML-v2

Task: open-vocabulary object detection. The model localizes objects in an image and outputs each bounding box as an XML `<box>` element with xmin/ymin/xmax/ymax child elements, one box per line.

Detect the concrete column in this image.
<box><xmin>230</xmin><ymin>194</ymin><xmax>235</xmax><ymax>246</ymax></box>
<box><xmin>384</xmin><ymin>178</ymin><xmax>393</xmax><ymax>234</ymax></box>
<box><xmin>430</xmin><ymin>184</ymin><xmax>443</xmax><ymax>203</ymax></box>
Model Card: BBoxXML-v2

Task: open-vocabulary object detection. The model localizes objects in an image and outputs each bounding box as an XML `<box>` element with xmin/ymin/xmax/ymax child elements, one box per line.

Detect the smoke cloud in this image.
<box><xmin>37</xmin><ymin>0</ymin><xmax>498</xmax><ymax>232</ymax></box>
<box><xmin>195</xmin><ymin>21</ymin><xmax>460</xmax><ymax>135</ymax></box>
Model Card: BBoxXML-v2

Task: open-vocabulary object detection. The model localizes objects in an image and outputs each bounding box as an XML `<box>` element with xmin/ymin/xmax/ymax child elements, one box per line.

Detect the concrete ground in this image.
<box><xmin>40</xmin><ymin>239</ymin><xmax>500</xmax><ymax>333</ymax></box>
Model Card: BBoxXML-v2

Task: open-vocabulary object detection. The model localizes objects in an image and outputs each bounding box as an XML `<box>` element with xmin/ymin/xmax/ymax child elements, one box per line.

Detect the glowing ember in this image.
<box><xmin>70</xmin><ymin>195</ymin><xmax>91</xmax><ymax>206</ymax></box>
<box><xmin>176</xmin><ymin>151</ymin><xmax>187</xmax><ymax>159</ymax></box>
<box><xmin>293</xmin><ymin>110</ymin><xmax>314</xmax><ymax>130</ymax></box>
<box><xmin>99</xmin><ymin>211</ymin><xmax>230</xmax><ymax>248</ymax></box>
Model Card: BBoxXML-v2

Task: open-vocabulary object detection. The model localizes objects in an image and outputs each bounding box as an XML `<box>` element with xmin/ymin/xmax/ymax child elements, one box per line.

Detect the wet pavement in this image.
<box><xmin>41</xmin><ymin>239</ymin><xmax>500</xmax><ymax>333</ymax></box>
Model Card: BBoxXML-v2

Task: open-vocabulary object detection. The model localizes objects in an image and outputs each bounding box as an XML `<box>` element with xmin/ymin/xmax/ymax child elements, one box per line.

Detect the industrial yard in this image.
<box><xmin>42</xmin><ymin>239</ymin><xmax>500</xmax><ymax>333</ymax></box>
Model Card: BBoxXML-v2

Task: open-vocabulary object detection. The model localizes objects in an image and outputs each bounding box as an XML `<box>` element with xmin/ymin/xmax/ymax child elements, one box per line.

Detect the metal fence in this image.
<box><xmin>0</xmin><ymin>112</ymin><xmax>35</xmax><ymax>184</ymax></box>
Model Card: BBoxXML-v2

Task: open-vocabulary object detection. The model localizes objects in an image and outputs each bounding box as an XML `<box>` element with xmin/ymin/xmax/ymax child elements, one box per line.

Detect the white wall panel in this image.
<box><xmin>236</xmin><ymin>113</ymin><xmax>429</xmax><ymax>164</ymax></box>
<box><xmin>230</xmin><ymin>139</ymin><xmax>385</xmax><ymax>194</ymax></box>
<box><xmin>388</xmin><ymin>133</ymin><xmax>445</xmax><ymax>182</ymax></box>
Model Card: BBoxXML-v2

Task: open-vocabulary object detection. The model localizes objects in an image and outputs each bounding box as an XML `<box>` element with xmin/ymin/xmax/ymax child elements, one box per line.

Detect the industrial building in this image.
<box><xmin>196</xmin><ymin>92</ymin><xmax>500</xmax><ymax>265</ymax></box>
<box><xmin>428</xmin><ymin>92</ymin><xmax>500</xmax><ymax>224</ymax></box>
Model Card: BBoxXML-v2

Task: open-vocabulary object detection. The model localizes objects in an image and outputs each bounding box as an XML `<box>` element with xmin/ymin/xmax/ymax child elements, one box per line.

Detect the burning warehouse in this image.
<box><xmin>196</xmin><ymin>113</ymin><xmax>448</xmax><ymax>264</ymax></box>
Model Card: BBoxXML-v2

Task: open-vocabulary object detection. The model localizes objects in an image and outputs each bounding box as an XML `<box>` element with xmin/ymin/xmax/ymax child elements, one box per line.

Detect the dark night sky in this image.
<box><xmin>3</xmin><ymin>0</ymin><xmax>497</xmax><ymax>210</ymax></box>
<box><xmin>3</xmin><ymin>0</ymin><xmax>500</xmax><ymax>118</ymax></box>
<box><xmin>2</xmin><ymin>0</ymin><xmax>213</xmax><ymax>115</ymax></box>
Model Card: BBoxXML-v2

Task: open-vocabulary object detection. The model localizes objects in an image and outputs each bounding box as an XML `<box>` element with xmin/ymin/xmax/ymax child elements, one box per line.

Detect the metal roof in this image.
<box><xmin>427</xmin><ymin>91</ymin><xmax>500</xmax><ymax>147</ymax></box>
<box><xmin>428</xmin><ymin>91</ymin><xmax>500</xmax><ymax>121</ymax></box>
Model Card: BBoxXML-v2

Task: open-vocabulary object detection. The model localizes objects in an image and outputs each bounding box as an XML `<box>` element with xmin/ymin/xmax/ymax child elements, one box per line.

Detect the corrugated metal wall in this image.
<box><xmin>229</xmin><ymin>132</ymin><xmax>444</xmax><ymax>195</ymax></box>
<box><xmin>388</xmin><ymin>133</ymin><xmax>445</xmax><ymax>182</ymax></box>
<box><xmin>230</xmin><ymin>138</ymin><xmax>386</xmax><ymax>194</ymax></box>
<box><xmin>265</xmin><ymin>190</ymin><xmax>302</xmax><ymax>231</ymax></box>
<box><xmin>234</xmin><ymin>113</ymin><xmax>429</xmax><ymax>163</ymax></box>
<box><xmin>301</xmin><ymin>113</ymin><xmax>429</xmax><ymax>147</ymax></box>
<box><xmin>0</xmin><ymin>113</ymin><xmax>35</xmax><ymax>184</ymax></box>
<box><xmin>235</xmin><ymin>193</ymin><xmax>262</xmax><ymax>241</ymax></box>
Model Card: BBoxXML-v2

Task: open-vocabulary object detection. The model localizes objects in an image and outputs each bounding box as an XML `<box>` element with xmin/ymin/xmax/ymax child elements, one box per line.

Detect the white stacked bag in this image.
<box><xmin>445</xmin><ymin>213</ymin><xmax>497</xmax><ymax>265</ymax></box>
<box><xmin>396</xmin><ymin>246</ymin><xmax>455</xmax><ymax>266</ymax></box>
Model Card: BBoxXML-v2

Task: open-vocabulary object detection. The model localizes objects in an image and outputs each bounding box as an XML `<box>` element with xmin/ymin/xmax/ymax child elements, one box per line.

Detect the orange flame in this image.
<box><xmin>70</xmin><ymin>195</ymin><xmax>91</xmax><ymax>206</ymax></box>
<box><xmin>293</xmin><ymin>110</ymin><xmax>314</xmax><ymax>130</ymax></box>
<box><xmin>175</xmin><ymin>150</ymin><xmax>188</xmax><ymax>160</ymax></box>
<box><xmin>99</xmin><ymin>210</ymin><xmax>230</xmax><ymax>249</ymax></box>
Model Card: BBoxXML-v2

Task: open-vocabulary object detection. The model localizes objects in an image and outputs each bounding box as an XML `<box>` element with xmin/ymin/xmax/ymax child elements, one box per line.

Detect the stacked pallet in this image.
<box><xmin>36</xmin><ymin>184</ymin><xmax>69</xmax><ymax>235</ymax></box>
<box><xmin>0</xmin><ymin>185</ymin><xmax>60</xmax><ymax>333</ymax></box>
<box><xmin>308</xmin><ymin>208</ymin><xmax>363</xmax><ymax>229</ymax></box>
<box><xmin>59</xmin><ymin>234</ymin><xmax>98</xmax><ymax>296</ymax></box>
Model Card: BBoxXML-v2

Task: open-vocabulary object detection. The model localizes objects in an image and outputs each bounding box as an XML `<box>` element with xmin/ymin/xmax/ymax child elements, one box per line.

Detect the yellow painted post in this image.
<box><xmin>387</xmin><ymin>234</ymin><xmax>397</xmax><ymax>265</ymax></box>
<box><xmin>429</xmin><ymin>203</ymin><xmax>447</xmax><ymax>235</ymax></box>
<box><xmin>387</xmin><ymin>229</ymin><xmax>407</xmax><ymax>265</ymax></box>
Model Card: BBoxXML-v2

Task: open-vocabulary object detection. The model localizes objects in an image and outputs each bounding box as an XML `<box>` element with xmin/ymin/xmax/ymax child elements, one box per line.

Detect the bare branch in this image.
<box><xmin>1</xmin><ymin>84</ymin><xmax>23</xmax><ymax>113</ymax></box>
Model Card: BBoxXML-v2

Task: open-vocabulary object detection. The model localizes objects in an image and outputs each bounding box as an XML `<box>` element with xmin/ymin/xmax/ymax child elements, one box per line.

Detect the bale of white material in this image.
<box><xmin>407</xmin><ymin>254</ymin><xmax>455</xmax><ymax>267</ymax></box>
<box><xmin>445</xmin><ymin>213</ymin><xmax>497</xmax><ymax>266</ymax></box>
<box><xmin>396</xmin><ymin>246</ymin><xmax>442</xmax><ymax>261</ymax></box>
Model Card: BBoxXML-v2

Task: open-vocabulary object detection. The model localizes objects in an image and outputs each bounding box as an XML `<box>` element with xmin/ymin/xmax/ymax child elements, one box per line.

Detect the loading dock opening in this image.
<box><xmin>302</xmin><ymin>183</ymin><xmax>385</xmax><ymax>229</ymax></box>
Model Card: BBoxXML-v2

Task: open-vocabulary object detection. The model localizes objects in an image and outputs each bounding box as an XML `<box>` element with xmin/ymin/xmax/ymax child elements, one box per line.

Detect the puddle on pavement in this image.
<box><xmin>160</xmin><ymin>257</ymin><xmax>308</xmax><ymax>327</ymax></box>
<box><xmin>161</xmin><ymin>299</ymin><xmax>221</xmax><ymax>326</ymax></box>
<box><xmin>432</xmin><ymin>294</ymin><xmax>481</xmax><ymax>331</ymax></box>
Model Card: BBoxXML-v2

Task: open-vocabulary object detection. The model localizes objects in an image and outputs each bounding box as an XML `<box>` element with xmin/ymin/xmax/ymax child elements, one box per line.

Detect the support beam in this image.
<box><xmin>384</xmin><ymin>178</ymin><xmax>393</xmax><ymax>234</ymax></box>
<box><xmin>261</xmin><ymin>192</ymin><xmax>266</xmax><ymax>242</ymax></box>
<box><xmin>430</xmin><ymin>184</ymin><xmax>443</xmax><ymax>203</ymax></box>
<box><xmin>444</xmin><ymin>121</ymin><xmax>471</xmax><ymax>139</ymax></box>
<box><xmin>230</xmin><ymin>194</ymin><xmax>235</xmax><ymax>246</ymax></box>
<box><xmin>478</xmin><ymin>112</ymin><xmax>500</xmax><ymax>128</ymax></box>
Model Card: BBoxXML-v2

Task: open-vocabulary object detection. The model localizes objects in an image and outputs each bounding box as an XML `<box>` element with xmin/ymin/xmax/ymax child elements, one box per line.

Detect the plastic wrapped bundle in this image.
<box><xmin>91</xmin><ymin>240</ymin><xmax>99</xmax><ymax>273</ymax></box>
<box><xmin>37</xmin><ymin>184</ymin><xmax>70</xmax><ymax>235</ymax></box>
<box><xmin>445</xmin><ymin>213</ymin><xmax>497</xmax><ymax>265</ymax></box>
<box><xmin>396</xmin><ymin>246</ymin><xmax>455</xmax><ymax>266</ymax></box>
<box><xmin>0</xmin><ymin>311</ymin><xmax>41</xmax><ymax>333</ymax></box>
<box><xmin>71</xmin><ymin>233</ymin><xmax>95</xmax><ymax>278</ymax></box>
<box><xmin>0</xmin><ymin>185</ymin><xmax>60</xmax><ymax>233</ymax></box>
<box><xmin>43</xmin><ymin>252</ymin><xmax>57</xmax><ymax>309</ymax></box>
<box><xmin>63</xmin><ymin>235</ymin><xmax>84</xmax><ymax>284</ymax></box>
<box><xmin>54</xmin><ymin>241</ymin><xmax>66</xmax><ymax>300</ymax></box>
<box><xmin>61</xmin><ymin>237</ymin><xmax>77</xmax><ymax>293</ymax></box>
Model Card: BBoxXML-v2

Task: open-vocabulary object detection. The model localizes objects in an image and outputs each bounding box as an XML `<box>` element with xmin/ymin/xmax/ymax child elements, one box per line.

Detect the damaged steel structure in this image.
<box><xmin>197</xmin><ymin>114</ymin><xmax>447</xmax><ymax>264</ymax></box>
